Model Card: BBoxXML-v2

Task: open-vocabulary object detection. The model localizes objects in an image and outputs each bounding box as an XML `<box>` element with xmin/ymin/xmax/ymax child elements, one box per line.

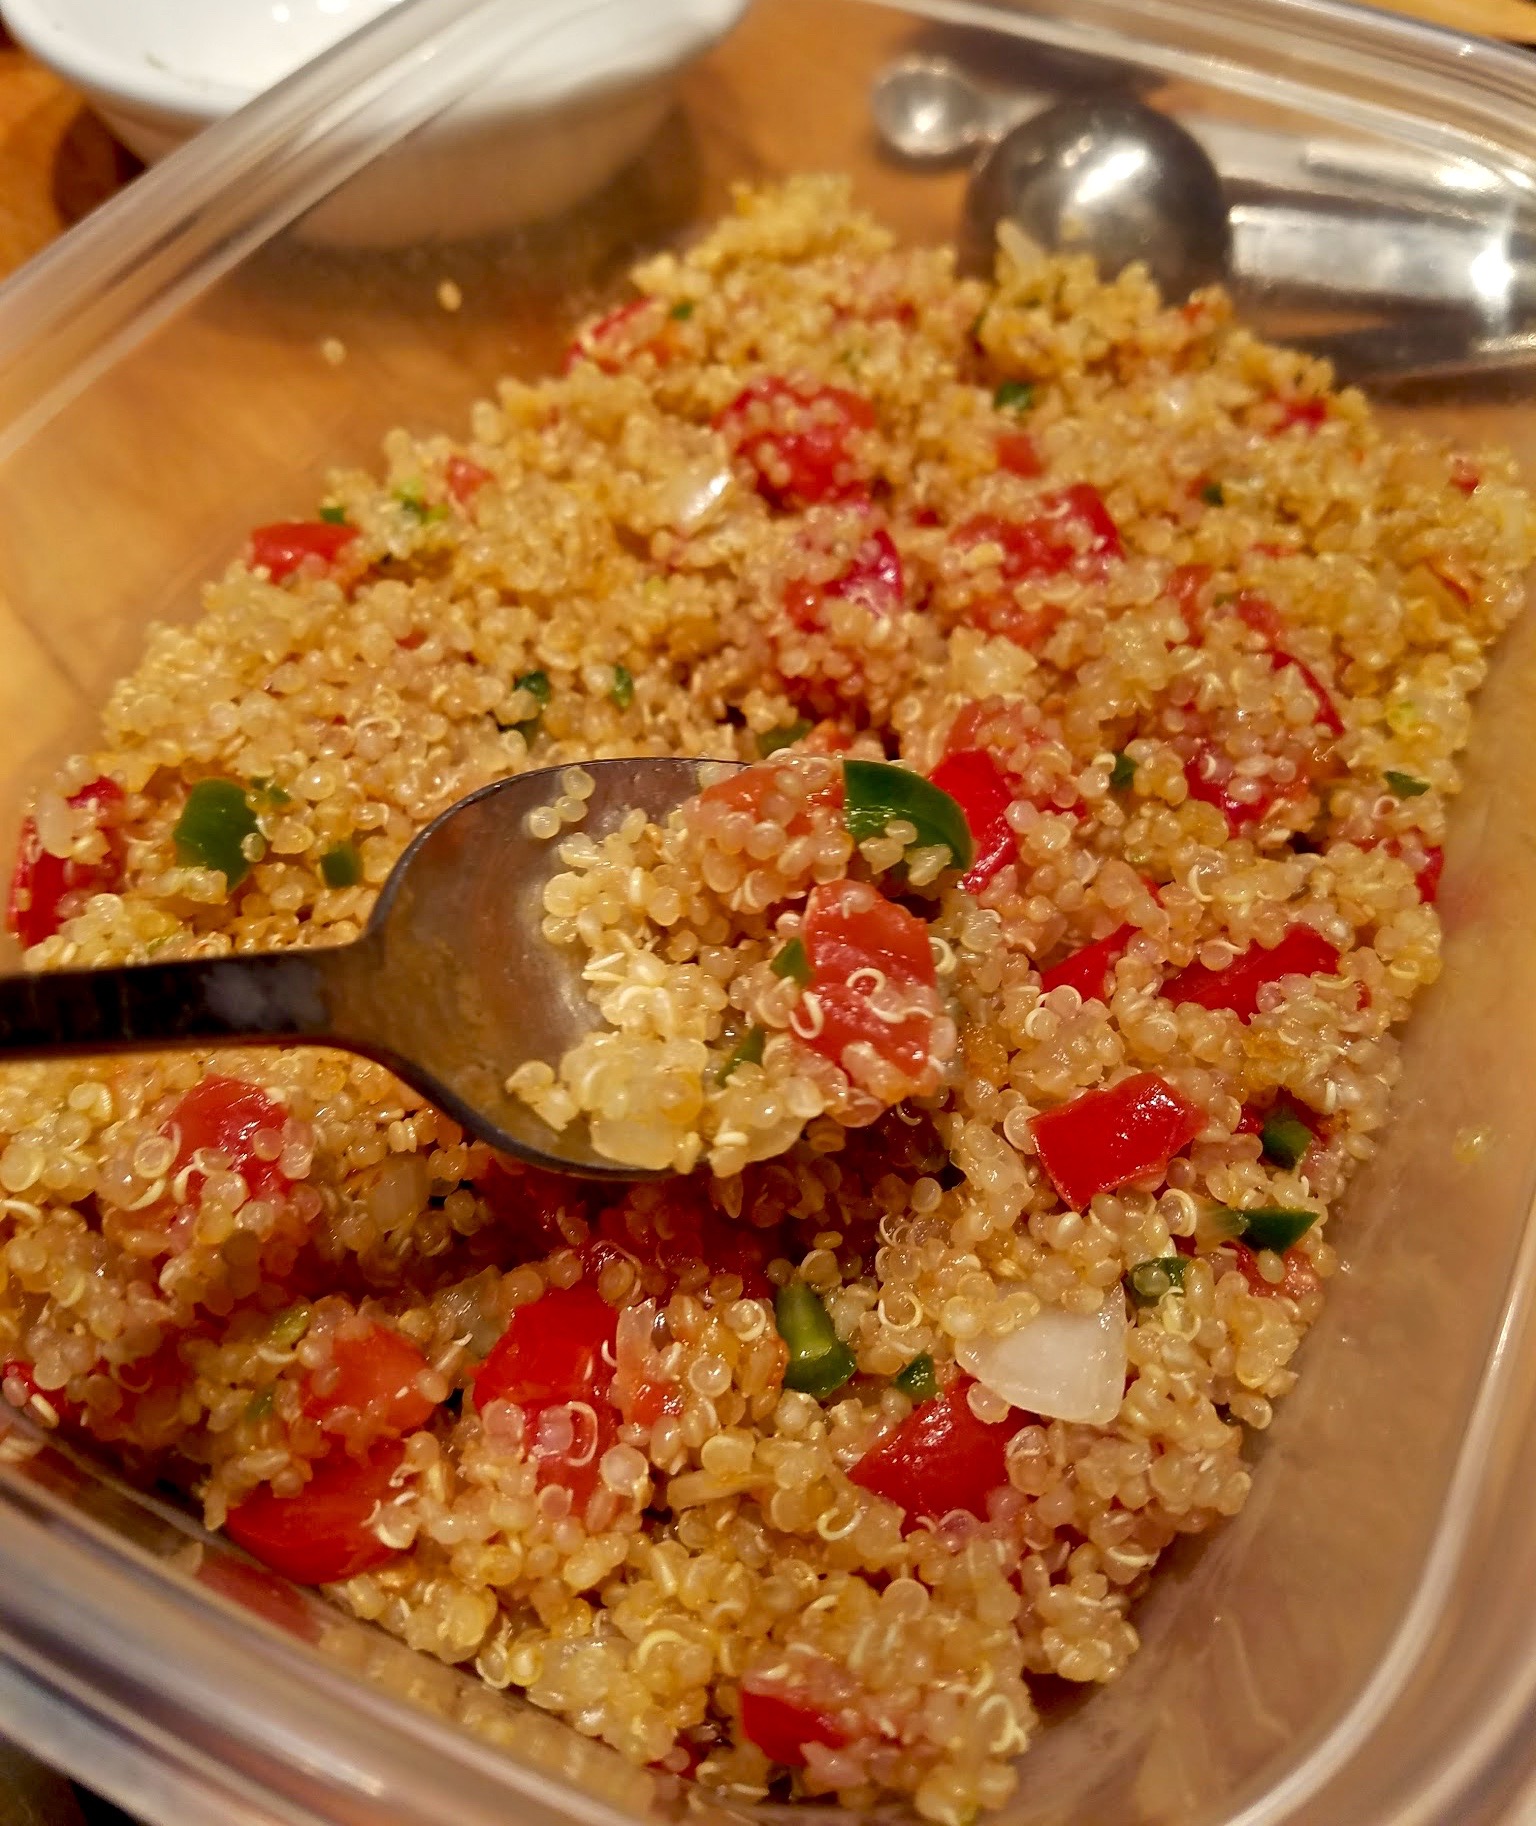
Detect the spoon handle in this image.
<box><xmin>0</xmin><ymin>947</ymin><xmax>366</xmax><ymax>1061</ymax></box>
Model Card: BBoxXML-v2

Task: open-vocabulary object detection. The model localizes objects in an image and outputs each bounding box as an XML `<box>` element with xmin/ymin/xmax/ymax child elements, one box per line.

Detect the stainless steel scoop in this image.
<box><xmin>0</xmin><ymin>759</ymin><xmax>729</xmax><ymax>1180</ymax></box>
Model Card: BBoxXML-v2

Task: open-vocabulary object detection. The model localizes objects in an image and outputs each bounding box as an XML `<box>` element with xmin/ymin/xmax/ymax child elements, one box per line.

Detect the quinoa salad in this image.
<box><xmin>1</xmin><ymin>176</ymin><xmax>1531</xmax><ymax>1821</ymax></box>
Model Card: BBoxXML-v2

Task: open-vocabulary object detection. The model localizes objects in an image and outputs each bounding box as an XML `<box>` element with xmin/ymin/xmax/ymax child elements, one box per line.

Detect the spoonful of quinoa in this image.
<box><xmin>0</xmin><ymin>755</ymin><xmax>969</xmax><ymax>1178</ymax></box>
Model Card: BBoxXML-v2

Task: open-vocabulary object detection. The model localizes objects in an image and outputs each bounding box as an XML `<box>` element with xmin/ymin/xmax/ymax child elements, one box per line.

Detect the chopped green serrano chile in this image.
<box><xmin>611</xmin><ymin>664</ymin><xmax>635</xmax><ymax>709</ymax></box>
<box><xmin>509</xmin><ymin>669</ymin><xmax>552</xmax><ymax>738</ymax></box>
<box><xmin>669</xmin><ymin>300</ymin><xmax>695</xmax><ymax>320</ymax></box>
<box><xmin>1126</xmin><ymin>1257</ymin><xmax>1188</xmax><ymax>1305</ymax></box>
<box><xmin>173</xmin><ymin>780</ymin><xmax>260</xmax><ymax>887</ymax></box>
<box><xmin>318</xmin><ymin>504</ymin><xmax>348</xmax><ymax>525</ymax></box>
<box><xmin>717</xmin><ymin>1025</ymin><xmax>766</xmax><ymax>1084</ymax></box>
<box><xmin>893</xmin><ymin>1353</ymin><xmax>938</xmax><ymax>1401</ymax></box>
<box><xmin>843</xmin><ymin>759</ymin><xmax>974</xmax><ymax>872</ymax></box>
<box><xmin>1384</xmin><ymin>769</ymin><xmax>1430</xmax><ymax>798</ymax></box>
<box><xmin>1200</xmin><ymin>481</ymin><xmax>1225</xmax><ymax>506</ymax></box>
<box><xmin>245</xmin><ymin>1387</ymin><xmax>276</xmax><ymax>1422</ymax></box>
<box><xmin>1109</xmin><ymin>752</ymin><xmax>1136</xmax><ymax>792</ymax></box>
<box><xmin>320</xmin><ymin>842</ymin><xmax>363</xmax><ymax>889</ymax></box>
<box><xmin>992</xmin><ymin>380</ymin><xmax>1034</xmax><ymax>411</ymax></box>
<box><xmin>758</xmin><ymin>719</ymin><xmax>812</xmax><ymax>757</ymax></box>
<box><xmin>774</xmin><ymin>1284</ymin><xmax>857</xmax><ymax>1398</ymax></box>
<box><xmin>269</xmin><ymin>1304</ymin><xmax>311</xmax><ymax>1348</ymax></box>
<box><xmin>1238</xmin><ymin>1207</ymin><xmax>1319</xmax><ymax>1253</ymax></box>
<box><xmin>249</xmin><ymin>776</ymin><xmax>291</xmax><ymax>806</ymax></box>
<box><xmin>1260</xmin><ymin>1111</ymin><xmax>1313</xmax><ymax>1170</ymax></box>
<box><xmin>770</xmin><ymin>938</ymin><xmax>812</xmax><ymax>986</ymax></box>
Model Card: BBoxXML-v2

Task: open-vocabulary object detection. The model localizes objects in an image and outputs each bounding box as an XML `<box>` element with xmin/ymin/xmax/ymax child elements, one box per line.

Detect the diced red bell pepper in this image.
<box><xmin>163</xmin><ymin>1075</ymin><xmax>293</xmax><ymax>1203</ymax></box>
<box><xmin>716</xmin><ymin>377</ymin><xmax>876</xmax><ymax>508</ymax></box>
<box><xmin>476</xmin><ymin>1156</ymin><xmax>591</xmax><ymax>1260</ymax></box>
<box><xmin>195</xmin><ymin>1551</ymin><xmax>321</xmax><ymax>1642</ymax></box>
<box><xmin>693</xmin><ymin>758</ymin><xmax>845</xmax><ymax>837</ymax></box>
<box><xmin>1233</xmin><ymin>593</ymin><xmax>1285</xmax><ymax>642</ymax></box>
<box><xmin>1272</xmin><ymin>396</ymin><xmax>1327</xmax><ymax>433</ymax></box>
<box><xmin>445</xmin><ymin>454</ymin><xmax>493</xmax><ymax>504</ymax></box>
<box><xmin>1038</xmin><ymin>923</ymin><xmax>1137</xmax><ymax>1002</ymax></box>
<box><xmin>848</xmin><ymin>1379</ymin><xmax>1017</xmax><ymax>1524</ymax></box>
<box><xmin>1222</xmin><ymin>1239</ymin><xmax>1321</xmax><ymax>1302</ymax></box>
<box><xmin>1415</xmin><ymin>845</ymin><xmax>1445</xmax><ymax>904</ymax></box>
<box><xmin>225</xmin><ymin>1441</ymin><xmax>405</xmax><ymax>1586</ymax></box>
<box><xmin>247</xmin><ymin>521</ymin><xmax>359</xmax><ymax>583</ymax></box>
<box><xmin>594</xmin><ymin>1179</ymin><xmax>781</xmax><ymax>1302</ymax></box>
<box><xmin>1229</xmin><ymin>595</ymin><xmax>1344</xmax><ymax>738</ymax></box>
<box><xmin>739</xmin><ymin>1685</ymin><xmax>850</xmax><ymax>1767</ymax></box>
<box><xmin>564</xmin><ymin>297</ymin><xmax>670</xmax><ymax>374</ymax></box>
<box><xmin>1163</xmin><ymin>925</ymin><xmax>1340</xmax><ymax>1023</ymax></box>
<box><xmin>785</xmin><ymin>528</ymin><xmax>904</xmax><ymax>632</ymax></box>
<box><xmin>1182</xmin><ymin>748</ymin><xmax>1289</xmax><ymax>837</ymax></box>
<box><xmin>303</xmin><ymin>1322</ymin><xmax>437</xmax><ymax>1444</ymax></box>
<box><xmin>929</xmin><ymin>748</ymin><xmax>1016</xmax><ymax>893</ymax></box>
<box><xmin>1031</xmin><ymin>1072</ymin><xmax>1204</xmax><ymax>1210</ymax></box>
<box><xmin>474</xmin><ymin>1284</ymin><xmax>618</xmax><ymax>1410</ymax></box>
<box><xmin>954</xmin><ymin>484</ymin><xmax>1122</xmax><ymax>586</ymax></box>
<box><xmin>1450</xmin><ymin>458</ymin><xmax>1480</xmax><ymax>496</ymax></box>
<box><xmin>995</xmin><ymin>429</ymin><xmax>1043</xmax><ymax>478</ymax></box>
<box><xmin>7</xmin><ymin>776</ymin><xmax>125</xmax><ymax>949</ymax></box>
<box><xmin>1167</xmin><ymin>562</ymin><xmax>1212</xmax><ymax>633</ymax></box>
<box><xmin>1</xmin><ymin>1358</ymin><xmax>80</xmax><ymax>1428</ymax></box>
<box><xmin>800</xmin><ymin>878</ymin><xmax>941</xmax><ymax>1084</ymax></box>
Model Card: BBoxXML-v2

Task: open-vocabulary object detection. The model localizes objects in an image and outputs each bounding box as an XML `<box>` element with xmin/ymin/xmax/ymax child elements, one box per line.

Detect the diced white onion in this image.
<box><xmin>659</xmin><ymin>460</ymin><xmax>733</xmax><ymax>533</ymax></box>
<box><xmin>957</xmin><ymin>1299</ymin><xmax>1127</xmax><ymax>1427</ymax></box>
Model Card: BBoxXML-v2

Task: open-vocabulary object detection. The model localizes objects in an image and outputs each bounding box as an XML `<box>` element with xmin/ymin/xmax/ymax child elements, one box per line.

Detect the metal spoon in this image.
<box><xmin>879</xmin><ymin>53</ymin><xmax>1536</xmax><ymax>384</ymax></box>
<box><xmin>0</xmin><ymin>758</ymin><xmax>730</xmax><ymax>1180</ymax></box>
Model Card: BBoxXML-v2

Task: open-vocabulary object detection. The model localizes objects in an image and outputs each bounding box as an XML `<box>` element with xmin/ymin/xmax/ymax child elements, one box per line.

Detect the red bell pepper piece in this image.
<box><xmin>1038</xmin><ymin>923</ymin><xmax>1136</xmax><ymax>1002</ymax></box>
<box><xmin>929</xmin><ymin>748</ymin><xmax>1016</xmax><ymax>893</ymax></box>
<box><xmin>445</xmin><ymin>454</ymin><xmax>493</xmax><ymax>504</ymax></box>
<box><xmin>1031</xmin><ymin>1072</ymin><xmax>1204</xmax><ymax>1210</ymax></box>
<box><xmin>1222</xmin><ymin>1239</ymin><xmax>1321</xmax><ymax>1302</ymax></box>
<box><xmin>739</xmin><ymin>1685</ymin><xmax>850</xmax><ymax>1766</ymax></box>
<box><xmin>1272</xmin><ymin>396</ymin><xmax>1327</xmax><ymax>433</ymax></box>
<box><xmin>848</xmin><ymin>1379</ymin><xmax>1017</xmax><ymax>1524</ymax></box>
<box><xmin>786</xmin><ymin>528</ymin><xmax>904</xmax><ymax>632</ymax></box>
<box><xmin>304</xmin><ymin>1323</ymin><xmax>438</xmax><ymax>1445</ymax></box>
<box><xmin>247</xmin><ymin>521</ymin><xmax>358</xmax><ymax>582</ymax></box>
<box><xmin>1182</xmin><ymin>753</ymin><xmax>1290</xmax><ymax>837</ymax></box>
<box><xmin>1163</xmin><ymin>925</ymin><xmax>1340</xmax><ymax>1023</ymax></box>
<box><xmin>1415</xmin><ymin>845</ymin><xmax>1445</xmax><ymax>904</ymax></box>
<box><xmin>715</xmin><ymin>377</ymin><xmax>876</xmax><ymax>508</ymax></box>
<box><xmin>994</xmin><ymin>429</ymin><xmax>1043</xmax><ymax>477</ymax></box>
<box><xmin>7</xmin><ymin>777</ymin><xmax>125</xmax><ymax>949</ymax></box>
<box><xmin>800</xmin><ymin>878</ymin><xmax>941</xmax><ymax>1085</ymax></box>
<box><xmin>474</xmin><ymin>1285</ymin><xmax>618</xmax><ymax>1410</ymax></box>
<box><xmin>163</xmin><ymin>1075</ymin><xmax>293</xmax><ymax>1203</ymax></box>
<box><xmin>2</xmin><ymin>1358</ymin><xmax>80</xmax><ymax>1428</ymax></box>
<box><xmin>225</xmin><ymin>1441</ymin><xmax>406</xmax><ymax>1586</ymax></box>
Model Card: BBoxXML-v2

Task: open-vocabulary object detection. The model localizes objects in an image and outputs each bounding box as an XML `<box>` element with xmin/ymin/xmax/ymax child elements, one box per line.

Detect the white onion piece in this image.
<box><xmin>659</xmin><ymin>459</ymin><xmax>733</xmax><ymax>534</ymax></box>
<box><xmin>957</xmin><ymin>1300</ymin><xmax>1127</xmax><ymax>1427</ymax></box>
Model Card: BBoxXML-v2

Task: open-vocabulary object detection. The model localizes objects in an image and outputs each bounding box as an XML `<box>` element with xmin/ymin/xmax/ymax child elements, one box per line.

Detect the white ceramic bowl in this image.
<box><xmin>0</xmin><ymin>0</ymin><xmax>748</xmax><ymax>242</ymax></box>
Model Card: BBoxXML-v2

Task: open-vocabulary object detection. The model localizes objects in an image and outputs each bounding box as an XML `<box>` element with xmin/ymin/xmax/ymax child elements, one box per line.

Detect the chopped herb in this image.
<box><xmin>1213</xmin><ymin>592</ymin><xmax>1235</xmax><ymax>606</ymax></box>
<box><xmin>250</xmin><ymin>776</ymin><xmax>292</xmax><ymax>807</ymax></box>
<box><xmin>669</xmin><ymin>300</ymin><xmax>695</xmax><ymax>320</ymax></box>
<box><xmin>397</xmin><ymin>490</ymin><xmax>430</xmax><ymax>520</ymax></box>
<box><xmin>774</xmin><ymin>1283</ymin><xmax>857</xmax><ymax>1398</ymax></box>
<box><xmin>173</xmin><ymin>780</ymin><xmax>260</xmax><ymax>887</ymax></box>
<box><xmin>992</xmin><ymin>380</ymin><xmax>1035</xmax><ymax>412</ymax></box>
<box><xmin>969</xmin><ymin>311</ymin><xmax>988</xmax><ymax>344</ymax></box>
<box><xmin>758</xmin><ymin>720</ymin><xmax>812</xmax><ymax>757</ymax></box>
<box><xmin>893</xmin><ymin>1353</ymin><xmax>938</xmax><ymax>1401</ymax></box>
<box><xmin>245</xmin><ymin>1387</ymin><xmax>276</xmax><ymax>1422</ymax></box>
<box><xmin>611</xmin><ymin>664</ymin><xmax>634</xmax><ymax>709</ymax></box>
<box><xmin>770</xmin><ymin>938</ymin><xmax>812</xmax><ymax>986</ymax></box>
<box><xmin>269</xmin><ymin>1304</ymin><xmax>311</xmax><ymax>1349</ymax></box>
<box><xmin>320</xmin><ymin>842</ymin><xmax>363</xmax><ymax>889</ymax></box>
<box><xmin>1109</xmin><ymin>752</ymin><xmax>1136</xmax><ymax>792</ymax></box>
<box><xmin>843</xmin><ymin>758</ymin><xmax>974</xmax><ymax>872</ymax></box>
<box><xmin>318</xmin><ymin>505</ymin><xmax>348</xmax><ymax>525</ymax></box>
<box><xmin>1236</xmin><ymin>1206</ymin><xmax>1319</xmax><ymax>1253</ymax></box>
<box><xmin>508</xmin><ymin>669</ymin><xmax>552</xmax><ymax>739</ymax></box>
<box><xmin>1385</xmin><ymin>770</ymin><xmax>1430</xmax><ymax>798</ymax></box>
<box><xmin>1200</xmin><ymin>481</ymin><xmax>1225</xmax><ymax>506</ymax></box>
<box><xmin>717</xmin><ymin>1025</ymin><xmax>766</xmax><ymax>1084</ymax></box>
<box><xmin>1126</xmin><ymin>1257</ymin><xmax>1188</xmax><ymax>1305</ymax></box>
<box><xmin>1260</xmin><ymin>1110</ymin><xmax>1313</xmax><ymax>1171</ymax></box>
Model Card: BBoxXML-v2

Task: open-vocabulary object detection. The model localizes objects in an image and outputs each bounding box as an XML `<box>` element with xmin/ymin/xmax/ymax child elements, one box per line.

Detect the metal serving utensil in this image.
<box><xmin>0</xmin><ymin>758</ymin><xmax>731</xmax><ymax>1180</ymax></box>
<box><xmin>877</xmin><ymin>52</ymin><xmax>1536</xmax><ymax>385</ymax></box>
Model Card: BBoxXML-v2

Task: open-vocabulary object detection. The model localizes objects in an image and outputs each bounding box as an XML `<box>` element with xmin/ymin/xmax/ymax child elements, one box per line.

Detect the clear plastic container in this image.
<box><xmin>4</xmin><ymin>0</ymin><xmax>1536</xmax><ymax>1821</ymax></box>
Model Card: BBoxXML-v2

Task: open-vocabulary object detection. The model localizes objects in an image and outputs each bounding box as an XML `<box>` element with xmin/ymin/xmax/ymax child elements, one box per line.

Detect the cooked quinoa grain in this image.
<box><xmin>1</xmin><ymin>176</ymin><xmax>1531</xmax><ymax>1820</ymax></box>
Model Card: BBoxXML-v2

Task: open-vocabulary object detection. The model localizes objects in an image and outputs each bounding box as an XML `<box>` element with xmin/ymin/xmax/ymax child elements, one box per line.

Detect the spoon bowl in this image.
<box><xmin>964</xmin><ymin>97</ymin><xmax>1231</xmax><ymax>300</ymax></box>
<box><xmin>0</xmin><ymin>758</ymin><xmax>735</xmax><ymax>1179</ymax></box>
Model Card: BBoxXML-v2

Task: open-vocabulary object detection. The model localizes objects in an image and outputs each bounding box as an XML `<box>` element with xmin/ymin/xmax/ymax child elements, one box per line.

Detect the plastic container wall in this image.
<box><xmin>2</xmin><ymin>1</ymin><xmax>1536</xmax><ymax>1823</ymax></box>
